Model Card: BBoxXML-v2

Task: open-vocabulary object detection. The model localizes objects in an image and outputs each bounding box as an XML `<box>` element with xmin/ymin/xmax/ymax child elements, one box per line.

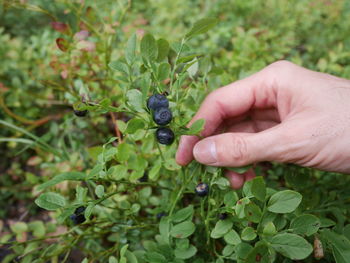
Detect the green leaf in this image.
<box><xmin>246</xmin><ymin>245</ymin><xmax>270</xmax><ymax>263</ymax></box>
<box><xmin>28</xmin><ymin>221</ymin><xmax>45</xmax><ymax>238</ymax></box>
<box><xmin>224</xmin><ymin>191</ymin><xmax>238</xmax><ymax>207</ymax></box>
<box><xmin>130</xmin><ymin>170</ymin><xmax>144</xmax><ymax>181</ymax></box>
<box><xmin>186</xmin><ymin>119</ymin><xmax>205</xmax><ymax>135</ymax></box>
<box><xmin>172</xmin><ymin>205</ymin><xmax>194</xmax><ymax>223</ymax></box>
<box><xmin>159</xmin><ymin>217</ymin><xmax>171</xmax><ymax>243</ymax></box>
<box><xmin>76</xmin><ymin>186</ymin><xmax>88</xmax><ymax>203</ymax></box>
<box><xmin>223</xmin><ymin>229</ymin><xmax>241</xmax><ymax>245</ymax></box>
<box><xmin>174</xmin><ymin>245</ymin><xmax>197</xmax><ymax>259</ymax></box>
<box><xmin>235</xmin><ymin>197</ymin><xmax>250</xmax><ymax>218</ymax></box>
<box><xmin>116</xmin><ymin>120</ymin><xmax>127</xmax><ymax>133</ymax></box>
<box><xmin>222</xmin><ymin>245</ymin><xmax>235</xmax><ymax>257</ymax></box>
<box><xmin>177</xmin><ymin>54</ymin><xmax>203</xmax><ymax>64</ymax></box>
<box><xmin>109</xmin><ymin>256</ymin><xmax>118</xmax><ymax>263</ymax></box>
<box><xmin>125</xmin><ymin>118</ymin><xmax>145</xmax><ymax>134</ymax></box>
<box><xmin>126</xmin><ymin>89</ymin><xmax>145</xmax><ymax>112</ymax></box>
<box><xmin>117</xmin><ymin>142</ymin><xmax>132</xmax><ymax>162</ymax></box>
<box><xmin>170</xmin><ymin>221</ymin><xmax>195</xmax><ymax>239</ymax></box>
<box><xmin>145</xmin><ymin>252</ymin><xmax>167</xmax><ymax>263</ymax></box>
<box><xmin>290</xmin><ymin>214</ymin><xmax>320</xmax><ymax>236</ymax></box>
<box><xmin>141</xmin><ymin>33</ymin><xmax>157</xmax><ymax>61</ymax></box>
<box><xmin>10</xmin><ymin>222</ymin><xmax>28</xmax><ymax>234</ymax></box>
<box><xmin>251</xmin><ymin>176</ymin><xmax>266</xmax><ymax>201</ymax></box>
<box><xmin>125</xmin><ymin>250</ymin><xmax>139</xmax><ymax>263</ymax></box>
<box><xmin>267</xmin><ymin>190</ymin><xmax>302</xmax><ymax>213</ymax></box>
<box><xmin>235</xmin><ymin>243</ymin><xmax>253</xmax><ymax>260</ymax></box>
<box><xmin>226</xmin><ymin>165</ymin><xmax>252</xmax><ymax>174</ymax></box>
<box><xmin>149</xmin><ymin>160</ymin><xmax>162</xmax><ymax>181</ymax></box>
<box><xmin>37</xmin><ymin>172</ymin><xmax>86</xmax><ymax>191</ymax></box>
<box><xmin>321</xmin><ymin>229</ymin><xmax>350</xmax><ymax>263</ymax></box>
<box><xmin>108</xmin><ymin>164</ymin><xmax>128</xmax><ymax>180</ymax></box>
<box><xmin>35</xmin><ymin>192</ymin><xmax>66</xmax><ymax>211</ymax></box>
<box><xmin>241</xmin><ymin>227</ymin><xmax>256</xmax><ymax>241</ymax></box>
<box><xmin>125</xmin><ymin>33</ymin><xmax>137</xmax><ymax>65</ymax></box>
<box><xmin>84</xmin><ymin>203</ymin><xmax>94</xmax><ymax>219</ymax></box>
<box><xmin>95</xmin><ymin>185</ymin><xmax>105</xmax><ymax>198</ymax></box>
<box><xmin>262</xmin><ymin>222</ymin><xmax>276</xmax><ymax>235</ymax></box>
<box><xmin>244</xmin><ymin>203</ymin><xmax>262</xmax><ymax>223</ymax></box>
<box><xmin>210</xmin><ymin>219</ymin><xmax>233</xmax><ymax>239</ymax></box>
<box><xmin>157</xmin><ymin>62</ymin><xmax>170</xmax><ymax>81</ymax></box>
<box><xmin>185</xmin><ymin>18</ymin><xmax>218</xmax><ymax>39</ymax></box>
<box><xmin>212</xmin><ymin>177</ymin><xmax>230</xmax><ymax>190</ymax></box>
<box><xmin>187</xmin><ymin>60</ymin><xmax>198</xmax><ymax>78</ymax></box>
<box><xmin>176</xmin><ymin>239</ymin><xmax>189</xmax><ymax>250</ymax></box>
<box><xmin>108</xmin><ymin>60</ymin><xmax>129</xmax><ymax>75</ymax></box>
<box><xmin>271</xmin><ymin>233</ymin><xmax>313</xmax><ymax>260</ymax></box>
<box><xmin>156</xmin><ymin>38</ymin><xmax>169</xmax><ymax>62</ymax></box>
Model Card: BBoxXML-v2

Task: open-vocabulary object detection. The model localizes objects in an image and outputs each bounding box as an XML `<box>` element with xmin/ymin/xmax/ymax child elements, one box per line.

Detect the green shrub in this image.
<box><xmin>1</xmin><ymin>1</ymin><xmax>350</xmax><ymax>262</ymax></box>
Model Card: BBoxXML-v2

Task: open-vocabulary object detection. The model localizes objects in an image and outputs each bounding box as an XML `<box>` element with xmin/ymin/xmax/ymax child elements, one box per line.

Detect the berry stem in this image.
<box><xmin>170</xmin><ymin>38</ymin><xmax>186</xmax><ymax>92</ymax></box>
<box><xmin>169</xmin><ymin>163</ymin><xmax>199</xmax><ymax>216</ymax></box>
<box><xmin>156</xmin><ymin>141</ymin><xmax>165</xmax><ymax>161</ymax></box>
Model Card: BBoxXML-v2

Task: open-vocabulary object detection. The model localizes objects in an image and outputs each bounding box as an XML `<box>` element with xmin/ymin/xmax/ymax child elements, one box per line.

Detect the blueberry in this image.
<box><xmin>156</xmin><ymin>127</ymin><xmax>175</xmax><ymax>145</ymax></box>
<box><xmin>218</xmin><ymin>213</ymin><xmax>228</xmax><ymax>220</ymax></box>
<box><xmin>74</xmin><ymin>206</ymin><xmax>85</xmax><ymax>215</ymax></box>
<box><xmin>195</xmin><ymin>183</ymin><xmax>209</xmax><ymax>197</ymax></box>
<box><xmin>70</xmin><ymin>206</ymin><xmax>86</xmax><ymax>225</ymax></box>
<box><xmin>139</xmin><ymin>172</ymin><xmax>148</xmax><ymax>182</ymax></box>
<box><xmin>74</xmin><ymin>109</ymin><xmax>88</xmax><ymax>117</ymax></box>
<box><xmin>156</xmin><ymin>212</ymin><xmax>167</xmax><ymax>219</ymax></box>
<box><xmin>153</xmin><ymin>107</ymin><xmax>172</xmax><ymax>126</ymax></box>
<box><xmin>147</xmin><ymin>94</ymin><xmax>169</xmax><ymax>111</ymax></box>
<box><xmin>70</xmin><ymin>213</ymin><xmax>86</xmax><ymax>225</ymax></box>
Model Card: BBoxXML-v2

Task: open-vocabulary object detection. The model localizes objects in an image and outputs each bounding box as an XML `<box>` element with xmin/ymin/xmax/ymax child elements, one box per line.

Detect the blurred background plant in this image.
<box><xmin>1</xmin><ymin>0</ymin><xmax>350</xmax><ymax>262</ymax></box>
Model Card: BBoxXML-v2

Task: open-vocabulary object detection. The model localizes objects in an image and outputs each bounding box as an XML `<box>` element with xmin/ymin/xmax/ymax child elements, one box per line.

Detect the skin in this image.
<box><xmin>176</xmin><ymin>60</ymin><xmax>350</xmax><ymax>189</ymax></box>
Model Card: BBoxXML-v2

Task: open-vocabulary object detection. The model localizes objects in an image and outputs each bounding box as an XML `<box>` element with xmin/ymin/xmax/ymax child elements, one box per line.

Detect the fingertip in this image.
<box><xmin>175</xmin><ymin>151</ymin><xmax>190</xmax><ymax>166</ymax></box>
<box><xmin>175</xmin><ymin>135</ymin><xmax>198</xmax><ymax>166</ymax></box>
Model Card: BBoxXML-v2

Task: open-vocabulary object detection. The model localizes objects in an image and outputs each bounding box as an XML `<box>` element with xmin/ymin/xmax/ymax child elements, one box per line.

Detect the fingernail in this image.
<box><xmin>193</xmin><ymin>139</ymin><xmax>217</xmax><ymax>164</ymax></box>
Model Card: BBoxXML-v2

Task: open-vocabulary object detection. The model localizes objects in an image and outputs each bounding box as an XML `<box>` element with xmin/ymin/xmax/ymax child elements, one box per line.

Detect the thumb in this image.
<box><xmin>193</xmin><ymin>126</ymin><xmax>289</xmax><ymax>167</ymax></box>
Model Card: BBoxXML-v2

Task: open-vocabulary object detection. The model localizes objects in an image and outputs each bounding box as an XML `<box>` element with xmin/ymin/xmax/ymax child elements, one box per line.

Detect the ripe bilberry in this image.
<box><xmin>156</xmin><ymin>127</ymin><xmax>175</xmax><ymax>145</ymax></box>
<box><xmin>70</xmin><ymin>206</ymin><xmax>86</xmax><ymax>225</ymax></box>
<box><xmin>195</xmin><ymin>183</ymin><xmax>209</xmax><ymax>197</ymax></box>
<box><xmin>147</xmin><ymin>94</ymin><xmax>169</xmax><ymax>111</ymax></box>
<box><xmin>153</xmin><ymin>107</ymin><xmax>172</xmax><ymax>126</ymax></box>
<box><xmin>74</xmin><ymin>109</ymin><xmax>88</xmax><ymax>117</ymax></box>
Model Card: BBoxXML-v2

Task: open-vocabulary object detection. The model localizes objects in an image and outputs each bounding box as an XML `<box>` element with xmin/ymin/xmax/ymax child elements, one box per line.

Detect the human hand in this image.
<box><xmin>176</xmin><ymin>61</ymin><xmax>350</xmax><ymax>188</ymax></box>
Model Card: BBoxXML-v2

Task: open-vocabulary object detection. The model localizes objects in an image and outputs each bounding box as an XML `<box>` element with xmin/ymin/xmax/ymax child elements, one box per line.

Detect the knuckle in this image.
<box><xmin>267</xmin><ymin>60</ymin><xmax>294</xmax><ymax>70</ymax></box>
<box><xmin>261</xmin><ymin>60</ymin><xmax>296</xmax><ymax>89</ymax></box>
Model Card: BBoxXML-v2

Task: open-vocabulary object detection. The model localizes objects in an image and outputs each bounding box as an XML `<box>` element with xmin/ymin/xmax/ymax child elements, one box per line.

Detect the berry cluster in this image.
<box><xmin>147</xmin><ymin>94</ymin><xmax>175</xmax><ymax>145</ymax></box>
<box><xmin>70</xmin><ymin>206</ymin><xmax>86</xmax><ymax>225</ymax></box>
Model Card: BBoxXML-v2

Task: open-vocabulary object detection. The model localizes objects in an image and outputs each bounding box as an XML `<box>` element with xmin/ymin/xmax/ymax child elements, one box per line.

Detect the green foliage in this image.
<box><xmin>1</xmin><ymin>0</ymin><xmax>350</xmax><ymax>262</ymax></box>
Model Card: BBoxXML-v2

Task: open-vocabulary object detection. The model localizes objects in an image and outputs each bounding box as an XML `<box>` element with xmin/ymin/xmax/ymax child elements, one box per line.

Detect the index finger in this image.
<box><xmin>176</xmin><ymin>68</ymin><xmax>276</xmax><ymax>165</ymax></box>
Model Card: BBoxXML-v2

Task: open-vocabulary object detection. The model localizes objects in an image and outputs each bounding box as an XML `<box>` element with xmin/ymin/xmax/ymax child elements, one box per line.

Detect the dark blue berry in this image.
<box><xmin>74</xmin><ymin>109</ymin><xmax>88</xmax><ymax>117</ymax></box>
<box><xmin>75</xmin><ymin>206</ymin><xmax>86</xmax><ymax>215</ymax></box>
<box><xmin>139</xmin><ymin>172</ymin><xmax>148</xmax><ymax>182</ymax></box>
<box><xmin>73</xmin><ymin>214</ymin><xmax>86</xmax><ymax>224</ymax></box>
<box><xmin>153</xmin><ymin>107</ymin><xmax>172</xmax><ymax>126</ymax></box>
<box><xmin>147</xmin><ymin>94</ymin><xmax>169</xmax><ymax>111</ymax></box>
<box><xmin>195</xmin><ymin>183</ymin><xmax>209</xmax><ymax>197</ymax></box>
<box><xmin>218</xmin><ymin>213</ymin><xmax>228</xmax><ymax>220</ymax></box>
<box><xmin>70</xmin><ymin>206</ymin><xmax>86</xmax><ymax>225</ymax></box>
<box><xmin>156</xmin><ymin>127</ymin><xmax>175</xmax><ymax>145</ymax></box>
<box><xmin>156</xmin><ymin>212</ymin><xmax>167</xmax><ymax>219</ymax></box>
